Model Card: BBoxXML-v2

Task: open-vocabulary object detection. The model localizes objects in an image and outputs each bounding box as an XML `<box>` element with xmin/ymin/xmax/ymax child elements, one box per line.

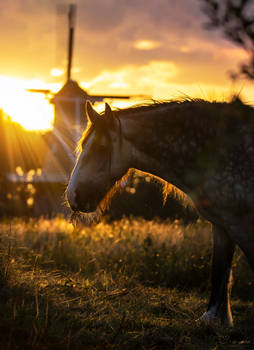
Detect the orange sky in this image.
<box><xmin>0</xmin><ymin>0</ymin><xmax>254</xmax><ymax>130</ymax></box>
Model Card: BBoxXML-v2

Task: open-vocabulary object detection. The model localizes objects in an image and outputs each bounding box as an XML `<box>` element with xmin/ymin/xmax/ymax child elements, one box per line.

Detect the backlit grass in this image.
<box><xmin>0</xmin><ymin>217</ymin><xmax>253</xmax><ymax>349</ymax></box>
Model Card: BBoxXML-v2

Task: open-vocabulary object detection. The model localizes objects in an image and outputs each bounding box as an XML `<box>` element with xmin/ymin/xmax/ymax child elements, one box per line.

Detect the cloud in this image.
<box><xmin>133</xmin><ymin>40</ymin><xmax>162</xmax><ymax>50</ymax></box>
<box><xmin>85</xmin><ymin>60</ymin><xmax>179</xmax><ymax>96</ymax></box>
<box><xmin>0</xmin><ymin>0</ymin><xmax>248</xmax><ymax>95</ymax></box>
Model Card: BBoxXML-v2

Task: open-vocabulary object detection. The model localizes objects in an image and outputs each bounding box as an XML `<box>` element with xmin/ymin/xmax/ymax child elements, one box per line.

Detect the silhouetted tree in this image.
<box><xmin>200</xmin><ymin>0</ymin><xmax>254</xmax><ymax>80</ymax></box>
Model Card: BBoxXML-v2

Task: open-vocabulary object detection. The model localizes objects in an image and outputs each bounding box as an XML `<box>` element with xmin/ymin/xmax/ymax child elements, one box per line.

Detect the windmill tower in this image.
<box><xmin>42</xmin><ymin>4</ymin><xmax>79</xmax><ymax>183</ymax></box>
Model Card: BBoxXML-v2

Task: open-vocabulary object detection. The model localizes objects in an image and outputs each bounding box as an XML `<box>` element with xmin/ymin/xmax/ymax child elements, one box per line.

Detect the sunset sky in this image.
<box><xmin>0</xmin><ymin>0</ymin><xmax>254</xmax><ymax>130</ymax></box>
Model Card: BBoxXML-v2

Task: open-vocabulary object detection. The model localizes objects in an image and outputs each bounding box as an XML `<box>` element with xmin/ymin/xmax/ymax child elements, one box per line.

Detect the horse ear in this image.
<box><xmin>105</xmin><ymin>103</ymin><xmax>115</xmax><ymax>126</ymax></box>
<box><xmin>86</xmin><ymin>101</ymin><xmax>101</xmax><ymax>124</ymax></box>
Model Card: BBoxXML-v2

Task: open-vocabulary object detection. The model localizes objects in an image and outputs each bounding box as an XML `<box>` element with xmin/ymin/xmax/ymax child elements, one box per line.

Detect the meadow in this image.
<box><xmin>0</xmin><ymin>216</ymin><xmax>253</xmax><ymax>350</ymax></box>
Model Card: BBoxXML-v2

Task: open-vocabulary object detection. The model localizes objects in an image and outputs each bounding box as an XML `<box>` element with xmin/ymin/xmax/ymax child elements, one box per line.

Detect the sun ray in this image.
<box><xmin>0</xmin><ymin>76</ymin><xmax>60</xmax><ymax>131</ymax></box>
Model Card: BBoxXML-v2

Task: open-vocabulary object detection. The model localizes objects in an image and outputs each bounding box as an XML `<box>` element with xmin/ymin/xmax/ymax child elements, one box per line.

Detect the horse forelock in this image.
<box><xmin>76</xmin><ymin>115</ymin><xmax>113</xmax><ymax>155</ymax></box>
<box><xmin>76</xmin><ymin>122</ymin><xmax>95</xmax><ymax>155</ymax></box>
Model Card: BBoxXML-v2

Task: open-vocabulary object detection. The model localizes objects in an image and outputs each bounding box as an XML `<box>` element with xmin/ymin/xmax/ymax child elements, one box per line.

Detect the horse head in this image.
<box><xmin>67</xmin><ymin>101</ymin><xmax>131</xmax><ymax>214</ymax></box>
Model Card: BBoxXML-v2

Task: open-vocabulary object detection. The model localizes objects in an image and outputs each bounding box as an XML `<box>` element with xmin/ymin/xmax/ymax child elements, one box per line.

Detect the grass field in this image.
<box><xmin>0</xmin><ymin>217</ymin><xmax>253</xmax><ymax>349</ymax></box>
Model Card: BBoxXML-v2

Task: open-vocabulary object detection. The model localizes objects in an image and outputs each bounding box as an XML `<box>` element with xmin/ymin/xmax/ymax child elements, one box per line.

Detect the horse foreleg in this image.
<box><xmin>199</xmin><ymin>224</ymin><xmax>235</xmax><ymax>327</ymax></box>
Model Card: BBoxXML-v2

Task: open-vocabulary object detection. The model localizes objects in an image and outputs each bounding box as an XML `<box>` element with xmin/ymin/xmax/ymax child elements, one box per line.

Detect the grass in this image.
<box><xmin>0</xmin><ymin>216</ymin><xmax>253</xmax><ymax>349</ymax></box>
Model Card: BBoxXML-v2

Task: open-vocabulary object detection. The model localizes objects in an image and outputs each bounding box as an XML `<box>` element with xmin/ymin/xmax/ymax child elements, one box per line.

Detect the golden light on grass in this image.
<box><xmin>0</xmin><ymin>216</ymin><xmax>252</xmax><ymax>348</ymax></box>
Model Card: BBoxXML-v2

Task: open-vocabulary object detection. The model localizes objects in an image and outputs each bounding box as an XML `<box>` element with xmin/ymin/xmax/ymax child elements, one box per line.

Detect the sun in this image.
<box><xmin>0</xmin><ymin>76</ymin><xmax>58</xmax><ymax>131</ymax></box>
<box><xmin>0</xmin><ymin>76</ymin><xmax>142</xmax><ymax>132</ymax></box>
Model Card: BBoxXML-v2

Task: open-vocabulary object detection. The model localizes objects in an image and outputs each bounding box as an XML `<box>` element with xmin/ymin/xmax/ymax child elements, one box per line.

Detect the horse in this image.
<box><xmin>67</xmin><ymin>98</ymin><xmax>254</xmax><ymax>326</ymax></box>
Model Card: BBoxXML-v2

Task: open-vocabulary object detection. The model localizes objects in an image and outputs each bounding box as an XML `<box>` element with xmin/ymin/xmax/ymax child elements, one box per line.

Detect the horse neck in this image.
<box><xmin>119</xmin><ymin>103</ymin><xmax>212</xmax><ymax>191</ymax></box>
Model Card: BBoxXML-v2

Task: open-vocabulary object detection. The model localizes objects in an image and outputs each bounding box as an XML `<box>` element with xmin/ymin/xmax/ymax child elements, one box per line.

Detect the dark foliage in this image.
<box><xmin>200</xmin><ymin>0</ymin><xmax>254</xmax><ymax>79</ymax></box>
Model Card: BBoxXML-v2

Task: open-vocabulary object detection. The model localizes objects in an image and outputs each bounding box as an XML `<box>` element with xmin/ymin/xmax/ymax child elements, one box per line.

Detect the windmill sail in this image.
<box><xmin>67</xmin><ymin>4</ymin><xmax>76</xmax><ymax>81</ymax></box>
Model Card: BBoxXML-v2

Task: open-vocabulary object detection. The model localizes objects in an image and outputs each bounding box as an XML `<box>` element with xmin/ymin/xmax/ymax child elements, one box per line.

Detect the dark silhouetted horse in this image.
<box><xmin>67</xmin><ymin>98</ymin><xmax>254</xmax><ymax>326</ymax></box>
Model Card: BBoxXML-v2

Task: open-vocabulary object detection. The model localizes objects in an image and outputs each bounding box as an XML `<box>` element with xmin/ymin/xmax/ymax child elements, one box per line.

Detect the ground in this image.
<box><xmin>0</xmin><ymin>217</ymin><xmax>253</xmax><ymax>349</ymax></box>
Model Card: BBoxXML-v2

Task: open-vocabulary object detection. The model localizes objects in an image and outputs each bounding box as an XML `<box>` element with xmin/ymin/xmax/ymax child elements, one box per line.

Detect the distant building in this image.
<box><xmin>42</xmin><ymin>79</ymin><xmax>88</xmax><ymax>183</ymax></box>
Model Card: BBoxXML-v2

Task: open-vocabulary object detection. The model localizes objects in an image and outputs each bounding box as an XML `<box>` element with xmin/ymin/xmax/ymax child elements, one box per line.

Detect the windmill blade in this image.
<box><xmin>88</xmin><ymin>94</ymin><xmax>151</xmax><ymax>103</ymax></box>
<box><xmin>27</xmin><ymin>89</ymin><xmax>51</xmax><ymax>95</ymax></box>
<box><xmin>68</xmin><ymin>3</ymin><xmax>76</xmax><ymax>29</ymax></box>
<box><xmin>67</xmin><ymin>4</ymin><xmax>77</xmax><ymax>81</ymax></box>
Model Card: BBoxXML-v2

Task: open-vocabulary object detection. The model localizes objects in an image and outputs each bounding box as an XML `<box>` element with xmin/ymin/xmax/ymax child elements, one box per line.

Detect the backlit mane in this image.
<box><xmin>76</xmin><ymin>98</ymin><xmax>206</xmax><ymax>154</ymax></box>
<box><xmin>113</xmin><ymin>97</ymin><xmax>204</xmax><ymax>116</ymax></box>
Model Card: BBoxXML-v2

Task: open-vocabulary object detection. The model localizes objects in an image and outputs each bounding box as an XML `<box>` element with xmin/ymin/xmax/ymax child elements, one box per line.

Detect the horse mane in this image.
<box><xmin>78</xmin><ymin>97</ymin><xmax>250</xmax><ymax>155</ymax></box>
<box><xmin>113</xmin><ymin>97</ymin><xmax>216</xmax><ymax>117</ymax></box>
<box><xmin>112</xmin><ymin>96</ymin><xmax>253</xmax><ymax>122</ymax></box>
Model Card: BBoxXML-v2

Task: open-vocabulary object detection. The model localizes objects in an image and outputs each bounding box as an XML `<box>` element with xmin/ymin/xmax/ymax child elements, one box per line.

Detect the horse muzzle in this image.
<box><xmin>68</xmin><ymin>188</ymin><xmax>100</xmax><ymax>213</ymax></box>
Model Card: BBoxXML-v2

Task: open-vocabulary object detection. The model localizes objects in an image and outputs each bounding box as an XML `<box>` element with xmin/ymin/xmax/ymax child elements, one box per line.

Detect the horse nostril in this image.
<box><xmin>68</xmin><ymin>187</ymin><xmax>94</xmax><ymax>213</ymax></box>
<box><xmin>85</xmin><ymin>202</ymin><xmax>91</xmax><ymax>212</ymax></box>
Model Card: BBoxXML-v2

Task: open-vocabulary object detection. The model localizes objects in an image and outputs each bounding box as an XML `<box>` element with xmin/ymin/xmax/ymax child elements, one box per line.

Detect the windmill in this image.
<box><xmin>26</xmin><ymin>4</ymin><xmax>150</xmax><ymax>215</ymax></box>
<box><xmin>31</xmin><ymin>4</ymin><xmax>136</xmax><ymax>186</ymax></box>
<box><xmin>28</xmin><ymin>4</ymin><xmax>132</xmax><ymax>131</ymax></box>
